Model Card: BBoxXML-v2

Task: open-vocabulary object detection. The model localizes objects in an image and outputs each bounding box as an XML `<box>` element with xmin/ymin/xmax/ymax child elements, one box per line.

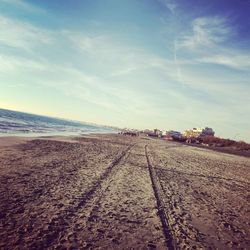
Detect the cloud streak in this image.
<box><xmin>197</xmin><ymin>53</ymin><xmax>250</xmax><ymax>71</ymax></box>
<box><xmin>0</xmin><ymin>15</ymin><xmax>53</xmax><ymax>52</ymax></box>
<box><xmin>158</xmin><ymin>0</ymin><xmax>177</xmax><ymax>14</ymax></box>
<box><xmin>0</xmin><ymin>0</ymin><xmax>45</xmax><ymax>13</ymax></box>
<box><xmin>178</xmin><ymin>16</ymin><xmax>232</xmax><ymax>49</ymax></box>
<box><xmin>175</xmin><ymin>15</ymin><xmax>250</xmax><ymax>71</ymax></box>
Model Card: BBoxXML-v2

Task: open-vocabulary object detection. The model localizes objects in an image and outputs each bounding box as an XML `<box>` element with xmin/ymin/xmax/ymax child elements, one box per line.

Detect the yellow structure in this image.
<box><xmin>184</xmin><ymin>127</ymin><xmax>214</xmax><ymax>138</ymax></box>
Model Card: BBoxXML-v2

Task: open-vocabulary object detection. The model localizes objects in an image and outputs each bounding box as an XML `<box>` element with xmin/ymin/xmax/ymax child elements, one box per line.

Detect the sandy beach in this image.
<box><xmin>0</xmin><ymin>134</ymin><xmax>249</xmax><ymax>249</ymax></box>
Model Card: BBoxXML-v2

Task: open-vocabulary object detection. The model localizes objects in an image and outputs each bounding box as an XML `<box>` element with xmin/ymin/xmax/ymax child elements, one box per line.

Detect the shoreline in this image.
<box><xmin>1</xmin><ymin>133</ymin><xmax>250</xmax><ymax>158</ymax></box>
<box><xmin>0</xmin><ymin>132</ymin><xmax>117</xmax><ymax>146</ymax></box>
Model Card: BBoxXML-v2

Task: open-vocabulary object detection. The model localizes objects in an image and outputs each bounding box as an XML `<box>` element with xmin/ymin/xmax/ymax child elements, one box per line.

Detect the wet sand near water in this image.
<box><xmin>0</xmin><ymin>134</ymin><xmax>249</xmax><ymax>249</ymax></box>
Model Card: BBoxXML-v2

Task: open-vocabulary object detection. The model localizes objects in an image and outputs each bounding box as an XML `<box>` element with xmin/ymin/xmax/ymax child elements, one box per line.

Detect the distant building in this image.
<box><xmin>143</xmin><ymin>129</ymin><xmax>162</xmax><ymax>137</ymax></box>
<box><xmin>202</xmin><ymin>127</ymin><xmax>215</xmax><ymax>136</ymax></box>
<box><xmin>143</xmin><ymin>129</ymin><xmax>154</xmax><ymax>136</ymax></box>
<box><xmin>154</xmin><ymin>129</ymin><xmax>163</xmax><ymax>137</ymax></box>
<box><xmin>184</xmin><ymin>127</ymin><xmax>215</xmax><ymax>138</ymax></box>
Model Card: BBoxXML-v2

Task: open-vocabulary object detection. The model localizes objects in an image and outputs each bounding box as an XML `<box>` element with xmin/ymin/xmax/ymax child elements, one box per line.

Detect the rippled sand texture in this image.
<box><xmin>0</xmin><ymin>134</ymin><xmax>249</xmax><ymax>249</ymax></box>
<box><xmin>147</xmin><ymin>140</ymin><xmax>250</xmax><ymax>249</ymax></box>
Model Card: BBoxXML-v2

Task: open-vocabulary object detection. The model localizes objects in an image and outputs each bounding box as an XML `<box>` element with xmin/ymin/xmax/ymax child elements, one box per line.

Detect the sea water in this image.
<box><xmin>0</xmin><ymin>108</ymin><xmax>116</xmax><ymax>136</ymax></box>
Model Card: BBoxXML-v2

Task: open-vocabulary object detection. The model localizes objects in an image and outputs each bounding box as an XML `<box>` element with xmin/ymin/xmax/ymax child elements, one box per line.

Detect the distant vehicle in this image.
<box><xmin>165</xmin><ymin>130</ymin><xmax>183</xmax><ymax>141</ymax></box>
<box><xmin>185</xmin><ymin>137</ymin><xmax>202</xmax><ymax>144</ymax></box>
<box><xmin>120</xmin><ymin>130</ymin><xmax>138</xmax><ymax>137</ymax></box>
<box><xmin>143</xmin><ymin>129</ymin><xmax>162</xmax><ymax>138</ymax></box>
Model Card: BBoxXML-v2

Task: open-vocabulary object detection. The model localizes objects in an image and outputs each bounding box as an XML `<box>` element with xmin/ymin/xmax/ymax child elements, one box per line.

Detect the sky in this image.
<box><xmin>0</xmin><ymin>0</ymin><xmax>250</xmax><ymax>141</ymax></box>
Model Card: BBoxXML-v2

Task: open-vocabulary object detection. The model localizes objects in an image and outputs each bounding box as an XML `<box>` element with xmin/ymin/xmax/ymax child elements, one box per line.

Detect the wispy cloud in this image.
<box><xmin>0</xmin><ymin>0</ymin><xmax>45</xmax><ymax>14</ymax></box>
<box><xmin>175</xmin><ymin>15</ymin><xmax>250</xmax><ymax>71</ymax></box>
<box><xmin>197</xmin><ymin>53</ymin><xmax>250</xmax><ymax>71</ymax></box>
<box><xmin>37</xmin><ymin>68</ymin><xmax>157</xmax><ymax>117</ymax></box>
<box><xmin>0</xmin><ymin>15</ymin><xmax>53</xmax><ymax>51</ymax></box>
<box><xmin>63</xmin><ymin>31</ymin><xmax>107</xmax><ymax>54</ymax></box>
<box><xmin>110</xmin><ymin>66</ymin><xmax>139</xmax><ymax>77</ymax></box>
<box><xmin>0</xmin><ymin>54</ymin><xmax>47</xmax><ymax>72</ymax></box>
<box><xmin>158</xmin><ymin>0</ymin><xmax>177</xmax><ymax>14</ymax></box>
<box><xmin>178</xmin><ymin>16</ymin><xmax>232</xmax><ymax>49</ymax></box>
<box><xmin>64</xmin><ymin>30</ymin><xmax>170</xmax><ymax>77</ymax></box>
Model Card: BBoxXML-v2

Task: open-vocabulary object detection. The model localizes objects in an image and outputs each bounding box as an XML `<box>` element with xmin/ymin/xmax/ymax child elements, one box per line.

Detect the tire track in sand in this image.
<box><xmin>31</xmin><ymin>143</ymin><xmax>136</xmax><ymax>249</ymax></box>
<box><xmin>145</xmin><ymin>144</ymin><xmax>178</xmax><ymax>250</ymax></box>
<box><xmin>67</xmin><ymin>142</ymin><xmax>166</xmax><ymax>249</ymax></box>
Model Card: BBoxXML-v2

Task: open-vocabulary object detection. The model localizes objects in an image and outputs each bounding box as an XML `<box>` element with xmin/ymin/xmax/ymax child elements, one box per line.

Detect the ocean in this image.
<box><xmin>0</xmin><ymin>109</ymin><xmax>117</xmax><ymax>136</ymax></box>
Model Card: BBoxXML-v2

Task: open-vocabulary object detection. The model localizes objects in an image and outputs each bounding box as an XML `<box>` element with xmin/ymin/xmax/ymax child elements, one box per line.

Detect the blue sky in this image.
<box><xmin>0</xmin><ymin>0</ymin><xmax>250</xmax><ymax>141</ymax></box>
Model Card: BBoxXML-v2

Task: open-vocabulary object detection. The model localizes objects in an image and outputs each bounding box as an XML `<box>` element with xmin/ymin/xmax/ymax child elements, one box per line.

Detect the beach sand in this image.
<box><xmin>0</xmin><ymin>134</ymin><xmax>249</xmax><ymax>249</ymax></box>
